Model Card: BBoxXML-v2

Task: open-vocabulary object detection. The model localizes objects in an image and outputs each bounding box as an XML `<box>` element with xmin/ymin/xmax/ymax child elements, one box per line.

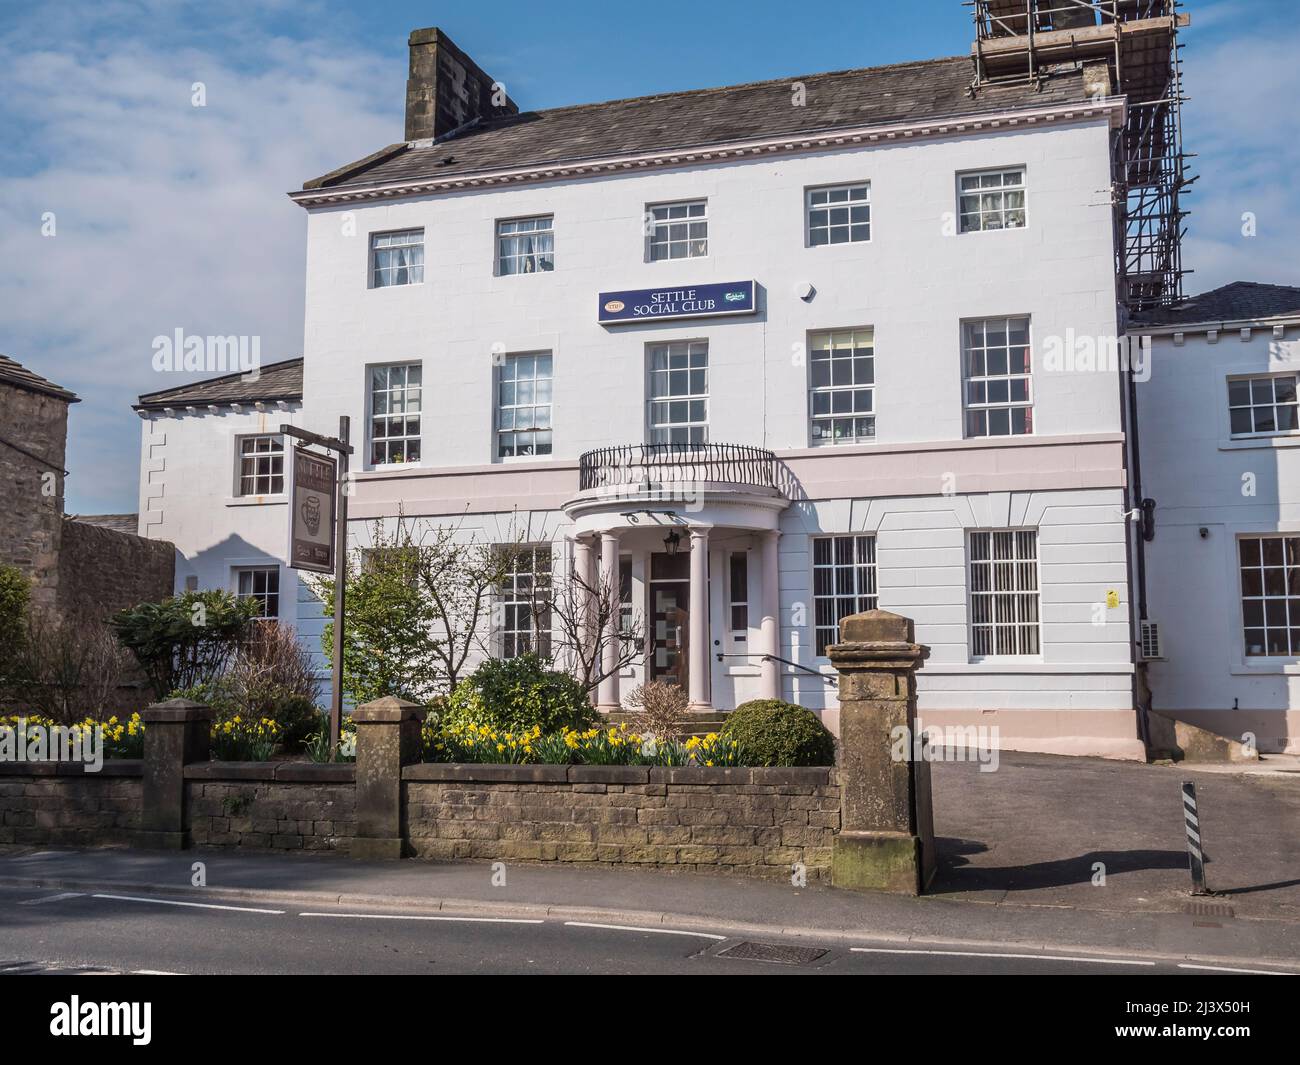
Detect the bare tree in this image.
<box><xmin>415</xmin><ymin>519</ymin><xmax>524</xmax><ymax>693</ymax></box>
<box><xmin>6</xmin><ymin>612</ymin><xmax>131</xmax><ymax>724</ymax></box>
<box><xmin>540</xmin><ymin>552</ymin><xmax>647</xmax><ymax>694</ymax></box>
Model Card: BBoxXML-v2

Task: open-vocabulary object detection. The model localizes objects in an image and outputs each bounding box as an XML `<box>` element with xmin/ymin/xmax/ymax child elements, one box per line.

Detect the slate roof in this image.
<box><xmin>1136</xmin><ymin>282</ymin><xmax>1300</xmax><ymax>327</ymax></box>
<box><xmin>68</xmin><ymin>514</ymin><xmax>139</xmax><ymax>535</ymax></box>
<box><xmin>304</xmin><ymin>55</ymin><xmax>1090</xmax><ymax>193</ymax></box>
<box><xmin>135</xmin><ymin>357</ymin><xmax>303</xmax><ymax>410</ymax></box>
<box><xmin>0</xmin><ymin>354</ymin><xmax>79</xmax><ymax>403</ymax></box>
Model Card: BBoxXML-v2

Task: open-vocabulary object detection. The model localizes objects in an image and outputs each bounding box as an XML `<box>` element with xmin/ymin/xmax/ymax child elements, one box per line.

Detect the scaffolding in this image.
<box><xmin>967</xmin><ymin>1</ymin><xmax>1194</xmax><ymax>314</ymax></box>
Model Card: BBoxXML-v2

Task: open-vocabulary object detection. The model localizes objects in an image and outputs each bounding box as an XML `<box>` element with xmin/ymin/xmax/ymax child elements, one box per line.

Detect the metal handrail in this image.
<box><xmin>714</xmin><ymin>651</ymin><xmax>837</xmax><ymax>687</ymax></box>
<box><xmin>578</xmin><ymin>442</ymin><xmax>777</xmax><ymax>492</ymax></box>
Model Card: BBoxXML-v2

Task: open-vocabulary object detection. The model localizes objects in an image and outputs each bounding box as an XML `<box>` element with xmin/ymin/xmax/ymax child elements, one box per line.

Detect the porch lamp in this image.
<box><xmin>663</xmin><ymin>529</ymin><xmax>682</xmax><ymax>556</ymax></box>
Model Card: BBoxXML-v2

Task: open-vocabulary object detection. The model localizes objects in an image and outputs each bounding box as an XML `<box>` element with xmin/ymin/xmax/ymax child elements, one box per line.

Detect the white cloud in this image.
<box><xmin>0</xmin><ymin>5</ymin><xmax>398</xmax><ymax>512</ymax></box>
<box><xmin>1178</xmin><ymin>21</ymin><xmax>1300</xmax><ymax>293</ymax></box>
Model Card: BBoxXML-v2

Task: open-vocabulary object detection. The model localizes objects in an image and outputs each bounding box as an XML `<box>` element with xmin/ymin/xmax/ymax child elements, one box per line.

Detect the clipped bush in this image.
<box><xmin>443</xmin><ymin>653</ymin><xmax>597</xmax><ymax>735</ymax></box>
<box><xmin>721</xmin><ymin>699</ymin><xmax>836</xmax><ymax>767</ymax></box>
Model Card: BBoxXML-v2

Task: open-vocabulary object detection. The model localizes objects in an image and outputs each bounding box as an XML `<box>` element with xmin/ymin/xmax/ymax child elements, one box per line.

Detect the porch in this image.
<box><xmin>564</xmin><ymin>442</ymin><xmax>791</xmax><ymax>714</ymax></box>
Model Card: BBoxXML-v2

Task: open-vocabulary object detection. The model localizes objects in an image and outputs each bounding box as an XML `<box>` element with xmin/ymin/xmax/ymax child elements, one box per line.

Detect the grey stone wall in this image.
<box><xmin>0</xmin><ymin>762</ymin><xmax>142</xmax><ymax>846</ymax></box>
<box><xmin>0</xmin><ymin>382</ymin><xmax>70</xmax><ymax>613</ymax></box>
<box><xmin>0</xmin><ymin>760</ymin><xmax>837</xmax><ymax>880</ymax></box>
<box><xmin>184</xmin><ymin>764</ymin><xmax>356</xmax><ymax>852</ymax></box>
<box><xmin>404</xmin><ymin>765</ymin><xmax>840</xmax><ymax>881</ymax></box>
<box><xmin>57</xmin><ymin>517</ymin><xmax>174</xmax><ymax>622</ymax></box>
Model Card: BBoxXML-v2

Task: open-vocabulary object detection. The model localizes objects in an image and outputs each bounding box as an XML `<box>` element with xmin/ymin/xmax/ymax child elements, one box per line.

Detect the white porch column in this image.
<box><xmin>759</xmin><ymin>529</ymin><xmax>781</xmax><ymax>700</ymax></box>
<box><xmin>596</xmin><ymin>531</ymin><xmax>621</xmax><ymax>713</ymax></box>
<box><xmin>688</xmin><ymin>528</ymin><xmax>711</xmax><ymax>710</ymax></box>
<box><xmin>572</xmin><ymin>536</ymin><xmax>596</xmax><ymax>700</ymax></box>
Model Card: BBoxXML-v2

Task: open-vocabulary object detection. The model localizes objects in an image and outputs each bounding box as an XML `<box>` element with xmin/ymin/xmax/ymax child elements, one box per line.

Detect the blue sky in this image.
<box><xmin>1</xmin><ymin>0</ymin><xmax>1296</xmax><ymax>514</ymax></box>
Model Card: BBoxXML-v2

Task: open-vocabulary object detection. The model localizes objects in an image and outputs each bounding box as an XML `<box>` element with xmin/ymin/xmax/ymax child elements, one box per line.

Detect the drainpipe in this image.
<box><xmin>1122</xmin><ymin>332</ymin><xmax>1152</xmax><ymax>750</ymax></box>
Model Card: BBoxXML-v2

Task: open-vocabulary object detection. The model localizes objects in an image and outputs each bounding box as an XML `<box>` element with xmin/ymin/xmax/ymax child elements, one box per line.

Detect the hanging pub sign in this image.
<box><xmin>289</xmin><ymin>446</ymin><xmax>336</xmax><ymax>573</ymax></box>
<box><xmin>597</xmin><ymin>280</ymin><xmax>757</xmax><ymax>325</ymax></box>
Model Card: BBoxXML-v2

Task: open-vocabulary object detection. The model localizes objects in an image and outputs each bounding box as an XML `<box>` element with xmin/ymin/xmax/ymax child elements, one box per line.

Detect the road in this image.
<box><xmin>1</xmin><ymin>886</ymin><xmax>1279</xmax><ymax>976</ymax></box>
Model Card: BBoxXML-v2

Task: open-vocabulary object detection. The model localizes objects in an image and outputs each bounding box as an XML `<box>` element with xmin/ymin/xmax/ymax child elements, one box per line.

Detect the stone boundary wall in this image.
<box><xmin>403</xmin><ymin>764</ymin><xmax>840</xmax><ymax>881</ymax></box>
<box><xmin>184</xmin><ymin>763</ymin><xmax>356</xmax><ymax>852</ymax></box>
<box><xmin>0</xmin><ymin>761</ymin><xmax>142</xmax><ymax>847</ymax></box>
<box><xmin>57</xmin><ymin>517</ymin><xmax>175</xmax><ymax>622</ymax></box>
<box><xmin>0</xmin><ymin>759</ymin><xmax>837</xmax><ymax>880</ymax></box>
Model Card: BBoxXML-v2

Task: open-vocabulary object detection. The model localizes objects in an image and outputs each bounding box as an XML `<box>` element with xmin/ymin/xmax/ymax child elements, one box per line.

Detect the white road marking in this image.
<box><xmin>564</xmin><ymin>921</ymin><xmax>727</xmax><ymax>940</ymax></box>
<box><xmin>132</xmin><ymin>970</ymin><xmax>183</xmax><ymax>976</ymax></box>
<box><xmin>298</xmin><ymin>912</ymin><xmax>543</xmax><ymax>924</ymax></box>
<box><xmin>92</xmin><ymin>893</ymin><xmax>285</xmax><ymax>915</ymax></box>
<box><xmin>1178</xmin><ymin>963</ymin><xmax>1290</xmax><ymax>976</ymax></box>
<box><xmin>18</xmin><ymin>892</ymin><xmax>84</xmax><ymax>906</ymax></box>
<box><xmin>849</xmin><ymin>947</ymin><xmax>1155</xmax><ymax>967</ymax></box>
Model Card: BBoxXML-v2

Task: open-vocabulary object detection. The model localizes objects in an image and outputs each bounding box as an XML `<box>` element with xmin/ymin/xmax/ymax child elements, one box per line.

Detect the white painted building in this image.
<box><xmin>134</xmin><ymin>359</ymin><xmax>306</xmax><ymax>624</ymax></box>
<box><xmin>137</xmin><ymin>27</ymin><xmax>1150</xmax><ymax>758</ymax></box>
<box><xmin>1128</xmin><ymin>283</ymin><xmax>1300</xmax><ymax>754</ymax></box>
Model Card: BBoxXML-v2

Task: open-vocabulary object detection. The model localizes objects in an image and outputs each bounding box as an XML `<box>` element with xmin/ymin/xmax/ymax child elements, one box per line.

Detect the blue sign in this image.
<box><xmin>598</xmin><ymin>280</ymin><xmax>757</xmax><ymax>325</ymax></box>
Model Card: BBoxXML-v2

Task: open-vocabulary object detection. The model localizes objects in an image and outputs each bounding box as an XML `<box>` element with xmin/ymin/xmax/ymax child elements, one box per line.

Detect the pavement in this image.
<box><xmin>930</xmin><ymin>751</ymin><xmax>1300</xmax><ymax>922</ymax></box>
<box><xmin>0</xmin><ymin>750</ymin><xmax>1296</xmax><ymax>972</ymax></box>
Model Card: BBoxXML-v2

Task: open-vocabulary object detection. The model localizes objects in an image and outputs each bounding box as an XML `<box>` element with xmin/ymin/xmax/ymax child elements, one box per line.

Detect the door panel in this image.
<box><xmin>650</xmin><ymin>583</ymin><xmax>689</xmax><ymax>689</ymax></box>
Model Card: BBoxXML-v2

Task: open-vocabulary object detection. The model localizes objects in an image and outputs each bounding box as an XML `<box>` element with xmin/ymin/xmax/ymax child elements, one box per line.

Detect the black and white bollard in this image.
<box><xmin>1181</xmin><ymin>780</ymin><xmax>1209</xmax><ymax>896</ymax></box>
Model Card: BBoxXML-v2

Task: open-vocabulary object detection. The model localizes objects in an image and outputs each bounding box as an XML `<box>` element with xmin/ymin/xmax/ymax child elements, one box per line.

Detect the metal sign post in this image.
<box><xmin>283</xmin><ymin>417</ymin><xmax>352</xmax><ymax>754</ymax></box>
<box><xmin>1182</xmin><ymin>780</ymin><xmax>1209</xmax><ymax>895</ymax></box>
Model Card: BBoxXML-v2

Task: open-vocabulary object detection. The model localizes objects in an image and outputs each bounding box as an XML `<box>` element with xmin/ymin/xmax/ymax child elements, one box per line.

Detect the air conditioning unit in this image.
<box><xmin>1139</xmin><ymin>620</ymin><xmax>1163</xmax><ymax>660</ymax></box>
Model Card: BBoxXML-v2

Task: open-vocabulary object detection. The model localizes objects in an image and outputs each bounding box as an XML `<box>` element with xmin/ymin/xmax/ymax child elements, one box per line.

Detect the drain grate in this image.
<box><xmin>716</xmin><ymin>941</ymin><xmax>828</xmax><ymax>965</ymax></box>
<box><xmin>1183</xmin><ymin>900</ymin><xmax>1235</xmax><ymax>918</ymax></box>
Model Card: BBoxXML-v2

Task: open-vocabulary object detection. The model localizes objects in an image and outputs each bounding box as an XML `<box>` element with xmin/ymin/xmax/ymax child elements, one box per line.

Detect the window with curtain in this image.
<box><xmin>370</xmin><ymin>229</ymin><xmax>424</xmax><ymax>288</ymax></box>
<box><xmin>496</xmin><ymin>216</ymin><xmax>554</xmax><ymax>275</ymax></box>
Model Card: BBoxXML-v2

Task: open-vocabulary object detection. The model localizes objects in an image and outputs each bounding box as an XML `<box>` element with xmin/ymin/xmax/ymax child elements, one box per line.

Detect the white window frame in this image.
<box><xmin>496</xmin><ymin>352</ymin><xmax>554</xmax><ymax>460</ymax></box>
<box><xmin>812</xmin><ymin>534</ymin><xmax>878</xmax><ymax>658</ymax></box>
<box><xmin>968</xmin><ymin>529</ymin><xmax>1042</xmax><ymax>660</ymax></box>
<box><xmin>645</xmin><ymin>199</ymin><xmax>708</xmax><ymax>262</ymax></box>
<box><xmin>1228</xmin><ymin>373</ymin><xmax>1299</xmax><ymax>438</ymax></box>
<box><xmin>234</xmin><ymin>565</ymin><xmax>281</xmax><ymax>620</ymax></box>
<box><xmin>805</xmin><ymin>182</ymin><xmax>871</xmax><ymax>246</ymax></box>
<box><xmin>1238</xmin><ymin>534</ymin><xmax>1300</xmax><ymax>659</ymax></box>
<box><xmin>958</xmin><ymin>167</ymin><xmax>1027</xmax><ymax>233</ymax></box>
<box><xmin>647</xmin><ymin>340</ymin><xmax>709</xmax><ymax>445</ymax></box>
<box><xmin>495</xmin><ymin>215</ymin><xmax>554</xmax><ymax>276</ymax></box>
<box><xmin>368</xmin><ymin>362</ymin><xmax>422</xmax><ymax>468</ymax></box>
<box><xmin>235</xmin><ymin>433</ymin><xmax>285</xmax><ymax>497</ymax></box>
<box><xmin>369</xmin><ymin>228</ymin><xmax>425</xmax><ymax>288</ymax></box>
<box><xmin>963</xmin><ymin>316</ymin><xmax>1033</xmax><ymax>438</ymax></box>
<box><xmin>808</xmin><ymin>327</ymin><xmax>876</xmax><ymax>446</ymax></box>
<box><xmin>499</xmin><ymin>545</ymin><xmax>553</xmax><ymax>660</ymax></box>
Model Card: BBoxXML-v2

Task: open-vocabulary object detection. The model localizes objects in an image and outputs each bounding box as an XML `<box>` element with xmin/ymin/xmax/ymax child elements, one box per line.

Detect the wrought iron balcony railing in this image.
<box><xmin>578</xmin><ymin>442</ymin><xmax>778</xmax><ymax>492</ymax></box>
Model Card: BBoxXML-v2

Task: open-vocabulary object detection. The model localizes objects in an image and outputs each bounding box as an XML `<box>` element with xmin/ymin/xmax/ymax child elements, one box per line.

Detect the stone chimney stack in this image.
<box><xmin>404</xmin><ymin>27</ymin><xmax>518</xmax><ymax>143</ymax></box>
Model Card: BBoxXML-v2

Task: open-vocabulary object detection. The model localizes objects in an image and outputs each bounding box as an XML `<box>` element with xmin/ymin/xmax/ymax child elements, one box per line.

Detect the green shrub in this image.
<box><xmin>443</xmin><ymin>654</ymin><xmax>597</xmax><ymax>735</ymax></box>
<box><xmin>112</xmin><ymin>591</ymin><xmax>258</xmax><ymax>698</ymax></box>
<box><xmin>721</xmin><ymin>699</ymin><xmax>836</xmax><ymax>766</ymax></box>
<box><xmin>0</xmin><ymin>565</ymin><xmax>30</xmax><ymax>680</ymax></box>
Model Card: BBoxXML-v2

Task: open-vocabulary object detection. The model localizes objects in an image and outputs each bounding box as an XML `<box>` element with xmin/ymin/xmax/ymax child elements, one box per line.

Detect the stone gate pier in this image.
<box><xmin>828</xmin><ymin>610</ymin><xmax>936</xmax><ymax>895</ymax></box>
